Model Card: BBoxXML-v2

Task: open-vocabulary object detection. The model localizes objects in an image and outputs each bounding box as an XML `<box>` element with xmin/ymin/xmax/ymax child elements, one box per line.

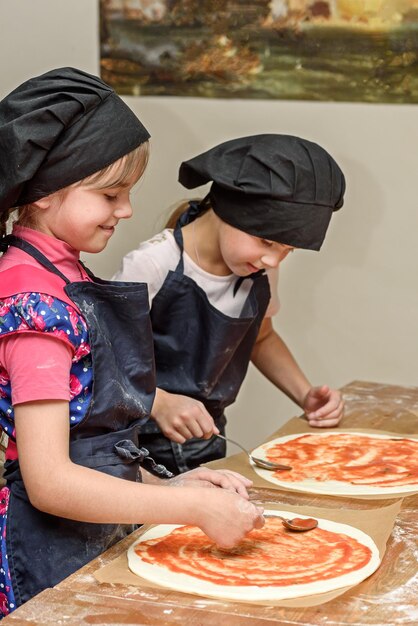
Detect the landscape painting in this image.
<box><xmin>100</xmin><ymin>0</ymin><xmax>418</xmax><ymax>103</ymax></box>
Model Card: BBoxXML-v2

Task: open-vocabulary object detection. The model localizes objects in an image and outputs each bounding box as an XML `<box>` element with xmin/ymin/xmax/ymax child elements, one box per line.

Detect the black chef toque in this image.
<box><xmin>179</xmin><ymin>134</ymin><xmax>345</xmax><ymax>250</ymax></box>
<box><xmin>0</xmin><ymin>67</ymin><xmax>150</xmax><ymax>213</ymax></box>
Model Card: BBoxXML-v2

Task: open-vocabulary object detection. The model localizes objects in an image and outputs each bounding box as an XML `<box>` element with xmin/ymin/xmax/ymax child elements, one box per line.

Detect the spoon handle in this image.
<box><xmin>216</xmin><ymin>434</ymin><xmax>292</xmax><ymax>471</ymax></box>
<box><xmin>215</xmin><ymin>434</ymin><xmax>249</xmax><ymax>455</ymax></box>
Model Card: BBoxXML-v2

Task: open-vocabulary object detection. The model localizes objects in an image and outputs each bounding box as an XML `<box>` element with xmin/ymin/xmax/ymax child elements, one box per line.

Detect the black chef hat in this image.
<box><xmin>0</xmin><ymin>67</ymin><xmax>150</xmax><ymax>213</ymax></box>
<box><xmin>179</xmin><ymin>134</ymin><xmax>345</xmax><ymax>250</ymax></box>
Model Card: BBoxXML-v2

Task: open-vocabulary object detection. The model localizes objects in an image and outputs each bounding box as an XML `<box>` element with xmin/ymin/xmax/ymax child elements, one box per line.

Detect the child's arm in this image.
<box><xmin>15</xmin><ymin>400</ymin><xmax>263</xmax><ymax>548</ymax></box>
<box><xmin>251</xmin><ymin>318</ymin><xmax>344</xmax><ymax>427</ymax></box>
<box><xmin>142</xmin><ymin>466</ymin><xmax>253</xmax><ymax>499</ymax></box>
<box><xmin>151</xmin><ymin>388</ymin><xmax>218</xmax><ymax>443</ymax></box>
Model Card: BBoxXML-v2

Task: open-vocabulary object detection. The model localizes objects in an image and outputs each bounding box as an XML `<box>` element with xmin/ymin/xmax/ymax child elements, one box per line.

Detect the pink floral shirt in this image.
<box><xmin>0</xmin><ymin>227</ymin><xmax>93</xmax><ymax>615</ymax></box>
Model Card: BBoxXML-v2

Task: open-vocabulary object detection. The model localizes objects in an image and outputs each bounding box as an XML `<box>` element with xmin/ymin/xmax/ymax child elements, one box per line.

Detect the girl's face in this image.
<box><xmin>32</xmin><ymin>177</ymin><xmax>136</xmax><ymax>253</ymax></box>
<box><xmin>217</xmin><ymin>220</ymin><xmax>294</xmax><ymax>276</ymax></box>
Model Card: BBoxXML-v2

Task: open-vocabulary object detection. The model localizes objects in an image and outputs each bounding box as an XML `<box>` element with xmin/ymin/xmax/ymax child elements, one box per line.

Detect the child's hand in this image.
<box><xmin>303</xmin><ymin>385</ymin><xmax>344</xmax><ymax>427</ymax></box>
<box><xmin>167</xmin><ymin>467</ymin><xmax>252</xmax><ymax>498</ymax></box>
<box><xmin>151</xmin><ymin>388</ymin><xmax>218</xmax><ymax>443</ymax></box>
<box><xmin>196</xmin><ymin>490</ymin><xmax>265</xmax><ymax>549</ymax></box>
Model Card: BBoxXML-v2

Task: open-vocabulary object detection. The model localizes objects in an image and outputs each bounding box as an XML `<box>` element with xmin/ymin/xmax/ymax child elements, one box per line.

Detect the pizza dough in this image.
<box><xmin>251</xmin><ymin>432</ymin><xmax>418</xmax><ymax>496</ymax></box>
<box><xmin>127</xmin><ymin>511</ymin><xmax>380</xmax><ymax>601</ymax></box>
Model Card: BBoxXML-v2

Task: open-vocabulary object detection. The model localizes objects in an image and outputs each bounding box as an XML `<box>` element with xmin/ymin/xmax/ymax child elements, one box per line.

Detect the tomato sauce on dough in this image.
<box><xmin>134</xmin><ymin>518</ymin><xmax>372</xmax><ymax>587</ymax></box>
<box><xmin>265</xmin><ymin>434</ymin><xmax>418</xmax><ymax>487</ymax></box>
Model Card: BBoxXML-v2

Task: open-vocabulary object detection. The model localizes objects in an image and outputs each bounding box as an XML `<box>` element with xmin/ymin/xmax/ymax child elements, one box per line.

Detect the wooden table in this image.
<box><xmin>3</xmin><ymin>380</ymin><xmax>418</xmax><ymax>625</ymax></box>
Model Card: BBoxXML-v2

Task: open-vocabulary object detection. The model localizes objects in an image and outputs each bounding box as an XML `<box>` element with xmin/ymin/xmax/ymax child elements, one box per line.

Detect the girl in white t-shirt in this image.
<box><xmin>114</xmin><ymin>134</ymin><xmax>346</xmax><ymax>474</ymax></box>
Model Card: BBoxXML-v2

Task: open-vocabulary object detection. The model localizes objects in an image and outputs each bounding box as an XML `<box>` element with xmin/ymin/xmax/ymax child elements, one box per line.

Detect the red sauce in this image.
<box><xmin>135</xmin><ymin>518</ymin><xmax>372</xmax><ymax>587</ymax></box>
<box><xmin>289</xmin><ymin>517</ymin><xmax>318</xmax><ymax>529</ymax></box>
<box><xmin>264</xmin><ymin>434</ymin><xmax>418</xmax><ymax>487</ymax></box>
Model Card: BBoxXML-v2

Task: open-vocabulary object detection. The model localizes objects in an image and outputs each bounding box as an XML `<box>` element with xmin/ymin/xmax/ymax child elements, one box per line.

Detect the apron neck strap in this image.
<box><xmin>173</xmin><ymin>225</ymin><xmax>185</xmax><ymax>274</ymax></box>
<box><xmin>175</xmin><ymin>199</ymin><xmax>206</xmax><ymax>228</ymax></box>
<box><xmin>173</xmin><ymin>198</ymin><xmax>210</xmax><ymax>275</ymax></box>
<box><xmin>78</xmin><ymin>258</ymin><xmax>96</xmax><ymax>281</ymax></box>
<box><xmin>0</xmin><ymin>234</ymin><xmax>71</xmax><ymax>284</ymax></box>
<box><xmin>233</xmin><ymin>269</ymin><xmax>266</xmax><ymax>296</ymax></box>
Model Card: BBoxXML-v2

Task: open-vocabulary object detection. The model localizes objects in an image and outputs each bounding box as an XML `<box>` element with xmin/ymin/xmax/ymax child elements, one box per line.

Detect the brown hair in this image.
<box><xmin>165</xmin><ymin>201</ymin><xmax>192</xmax><ymax>229</ymax></box>
<box><xmin>165</xmin><ymin>196</ymin><xmax>212</xmax><ymax>229</ymax></box>
<box><xmin>1</xmin><ymin>142</ymin><xmax>149</xmax><ymax>237</ymax></box>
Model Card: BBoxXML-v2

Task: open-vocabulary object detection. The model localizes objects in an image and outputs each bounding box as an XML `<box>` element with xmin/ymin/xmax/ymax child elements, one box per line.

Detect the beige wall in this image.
<box><xmin>1</xmin><ymin>1</ymin><xmax>417</xmax><ymax>448</ymax></box>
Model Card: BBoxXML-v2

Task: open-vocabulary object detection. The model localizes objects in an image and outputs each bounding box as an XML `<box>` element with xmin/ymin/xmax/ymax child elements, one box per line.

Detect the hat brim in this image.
<box><xmin>210</xmin><ymin>185</ymin><xmax>334</xmax><ymax>251</ymax></box>
<box><xmin>15</xmin><ymin>93</ymin><xmax>149</xmax><ymax>207</ymax></box>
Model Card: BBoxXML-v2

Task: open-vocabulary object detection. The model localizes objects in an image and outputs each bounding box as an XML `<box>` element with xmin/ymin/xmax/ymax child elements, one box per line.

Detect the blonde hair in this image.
<box><xmin>2</xmin><ymin>142</ymin><xmax>149</xmax><ymax>236</ymax></box>
<box><xmin>80</xmin><ymin>142</ymin><xmax>149</xmax><ymax>190</ymax></box>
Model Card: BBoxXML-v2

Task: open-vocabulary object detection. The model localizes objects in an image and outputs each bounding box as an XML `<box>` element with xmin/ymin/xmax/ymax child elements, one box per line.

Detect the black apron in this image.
<box><xmin>0</xmin><ymin>235</ymin><xmax>172</xmax><ymax>608</ymax></box>
<box><xmin>140</xmin><ymin>214</ymin><xmax>271</xmax><ymax>474</ymax></box>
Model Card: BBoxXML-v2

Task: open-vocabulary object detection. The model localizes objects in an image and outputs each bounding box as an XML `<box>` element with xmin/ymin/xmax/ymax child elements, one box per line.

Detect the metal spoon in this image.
<box><xmin>264</xmin><ymin>514</ymin><xmax>318</xmax><ymax>532</ymax></box>
<box><xmin>215</xmin><ymin>434</ymin><xmax>292</xmax><ymax>471</ymax></box>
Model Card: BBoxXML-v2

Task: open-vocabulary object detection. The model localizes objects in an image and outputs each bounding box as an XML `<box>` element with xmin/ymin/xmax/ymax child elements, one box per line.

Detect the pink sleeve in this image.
<box><xmin>0</xmin><ymin>333</ymin><xmax>73</xmax><ymax>405</ymax></box>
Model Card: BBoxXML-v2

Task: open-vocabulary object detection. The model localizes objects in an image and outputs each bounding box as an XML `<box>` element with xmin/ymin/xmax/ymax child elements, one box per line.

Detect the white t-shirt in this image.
<box><xmin>113</xmin><ymin>229</ymin><xmax>280</xmax><ymax>318</ymax></box>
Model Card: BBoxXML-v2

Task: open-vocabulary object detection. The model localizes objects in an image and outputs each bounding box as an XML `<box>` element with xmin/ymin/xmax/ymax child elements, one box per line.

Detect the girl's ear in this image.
<box><xmin>32</xmin><ymin>195</ymin><xmax>54</xmax><ymax>210</ymax></box>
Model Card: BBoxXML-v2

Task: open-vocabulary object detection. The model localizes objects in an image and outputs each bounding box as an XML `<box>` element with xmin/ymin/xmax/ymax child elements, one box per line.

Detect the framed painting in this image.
<box><xmin>100</xmin><ymin>0</ymin><xmax>418</xmax><ymax>102</ymax></box>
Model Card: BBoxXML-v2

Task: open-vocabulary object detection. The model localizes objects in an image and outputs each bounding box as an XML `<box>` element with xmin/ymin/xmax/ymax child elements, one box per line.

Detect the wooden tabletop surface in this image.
<box><xmin>3</xmin><ymin>380</ymin><xmax>418</xmax><ymax>625</ymax></box>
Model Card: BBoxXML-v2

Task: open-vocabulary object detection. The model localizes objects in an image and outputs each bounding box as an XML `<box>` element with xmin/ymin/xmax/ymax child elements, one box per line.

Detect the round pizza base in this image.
<box><xmin>251</xmin><ymin>432</ymin><xmax>418</xmax><ymax>496</ymax></box>
<box><xmin>127</xmin><ymin>511</ymin><xmax>380</xmax><ymax>602</ymax></box>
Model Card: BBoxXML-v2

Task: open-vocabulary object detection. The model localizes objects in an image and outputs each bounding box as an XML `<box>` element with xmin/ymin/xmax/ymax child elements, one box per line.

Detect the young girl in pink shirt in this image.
<box><xmin>0</xmin><ymin>67</ymin><xmax>263</xmax><ymax>615</ymax></box>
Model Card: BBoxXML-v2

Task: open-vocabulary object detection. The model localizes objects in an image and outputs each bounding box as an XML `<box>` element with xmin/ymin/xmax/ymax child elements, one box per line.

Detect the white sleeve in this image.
<box><xmin>113</xmin><ymin>248</ymin><xmax>167</xmax><ymax>305</ymax></box>
<box><xmin>265</xmin><ymin>267</ymin><xmax>280</xmax><ymax>317</ymax></box>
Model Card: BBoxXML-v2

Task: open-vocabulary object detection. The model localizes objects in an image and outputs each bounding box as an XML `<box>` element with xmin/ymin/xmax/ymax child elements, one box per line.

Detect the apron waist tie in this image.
<box><xmin>114</xmin><ymin>439</ymin><xmax>174</xmax><ymax>478</ymax></box>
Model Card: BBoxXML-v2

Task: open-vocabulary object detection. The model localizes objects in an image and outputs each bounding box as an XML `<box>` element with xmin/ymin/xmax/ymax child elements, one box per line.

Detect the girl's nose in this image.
<box><xmin>260</xmin><ymin>251</ymin><xmax>282</xmax><ymax>269</ymax></box>
<box><xmin>115</xmin><ymin>199</ymin><xmax>133</xmax><ymax>220</ymax></box>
